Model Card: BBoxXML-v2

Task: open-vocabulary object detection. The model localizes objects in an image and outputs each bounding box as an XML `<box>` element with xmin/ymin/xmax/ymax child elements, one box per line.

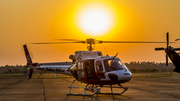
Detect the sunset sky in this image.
<box><xmin>1</xmin><ymin>0</ymin><xmax>180</xmax><ymax>66</ymax></box>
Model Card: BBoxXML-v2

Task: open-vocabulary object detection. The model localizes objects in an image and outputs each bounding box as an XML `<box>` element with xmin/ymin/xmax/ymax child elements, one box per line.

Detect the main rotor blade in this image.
<box><xmin>167</xmin><ymin>32</ymin><xmax>169</xmax><ymax>47</ymax></box>
<box><xmin>166</xmin><ymin>54</ymin><xmax>168</xmax><ymax>66</ymax></box>
<box><xmin>174</xmin><ymin>48</ymin><xmax>180</xmax><ymax>51</ymax></box>
<box><xmin>31</xmin><ymin>41</ymin><xmax>85</xmax><ymax>44</ymax></box>
<box><xmin>99</xmin><ymin>41</ymin><xmax>174</xmax><ymax>43</ymax></box>
<box><xmin>55</xmin><ymin>39</ymin><xmax>82</xmax><ymax>41</ymax></box>
<box><xmin>175</xmin><ymin>38</ymin><xmax>180</xmax><ymax>41</ymax></box>
<box><xmin>155</xmin><ymin>47</ymin><xmax>165</xmax><ymax>51</ymax></box>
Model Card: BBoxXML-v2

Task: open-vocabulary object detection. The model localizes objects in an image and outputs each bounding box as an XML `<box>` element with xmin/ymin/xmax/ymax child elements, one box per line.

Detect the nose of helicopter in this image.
<box><xmin>108</xmin><ymin>69</ymin><xmax>132</xmax><ymax>83</ymax></box>
<box><xmin>121</xmin><ymin>70</ymin><xmax>132</xmax><ymax>82</ymax></box>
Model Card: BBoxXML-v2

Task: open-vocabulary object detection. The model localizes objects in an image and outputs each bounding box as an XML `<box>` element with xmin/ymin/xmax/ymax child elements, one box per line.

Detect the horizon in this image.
<box><xmin>0</xmin><ymin>61</ymin><xmax>173</xmax><ymax>67</ymax></box>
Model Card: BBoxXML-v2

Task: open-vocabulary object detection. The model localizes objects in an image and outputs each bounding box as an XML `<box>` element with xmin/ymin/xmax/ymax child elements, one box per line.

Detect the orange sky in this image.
<box><xmin>1</xmin><ymin>0</ymin><xmax>180</xmax><ymax>66</ymax></box>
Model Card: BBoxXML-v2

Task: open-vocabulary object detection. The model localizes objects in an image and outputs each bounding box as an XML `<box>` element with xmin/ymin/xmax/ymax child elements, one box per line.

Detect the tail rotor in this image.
<box><xmin>166</xmin><ymin>54</ymin><xmax>168</xmax><ymax>66</ymax></box>
<box><xmin>155</xmin><ymin>32</ymin><xmax>180</xmax><ymax>67</ymax></box>
<box><xmin>155</xmin><ymin>32</ymin><xmax>171</xmax><ymax>66</ymax></box>
<box><xmin>166</xmin><ymin>32</ymin><xmax>169</xmax><ymax>66</ymax></box>
<box><xmin>167</xmin><ymin>32</ymin><xmax>169</xmax><ymax>48</ymax></box>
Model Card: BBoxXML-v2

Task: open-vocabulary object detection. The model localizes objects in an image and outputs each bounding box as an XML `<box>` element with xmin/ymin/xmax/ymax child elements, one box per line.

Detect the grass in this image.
<box><xmin>132</xmin><ymin>72</ymin><xmax>180</xmax><ymax>78</ymax></box>
<box><xmin>132</xmin><ymin>75</ymin><xmax>172</xmax><ymax>78</ymax></box>
<box><xmin>0</xmin><ymin>74</ymin><xmax>25</xmax><ymax>77</ymax></box>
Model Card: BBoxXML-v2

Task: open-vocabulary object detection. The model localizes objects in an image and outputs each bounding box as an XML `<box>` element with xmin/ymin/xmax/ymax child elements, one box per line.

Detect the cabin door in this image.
<box><xmin>85</xmin><ymin>59</ymin><xmax>97</xmax><ymax>80</ymax></box>
<box><xmin>95</xmin><ymin>61</ymin><xmax>105</xmax><ymax>80</ymax></box>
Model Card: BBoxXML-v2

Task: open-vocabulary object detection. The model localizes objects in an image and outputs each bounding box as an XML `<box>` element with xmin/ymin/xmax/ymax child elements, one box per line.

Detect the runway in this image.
<box><xmin>0</xmin><ymin>73</ymin><xmax>180</xmax><ymax>101</ymax></box>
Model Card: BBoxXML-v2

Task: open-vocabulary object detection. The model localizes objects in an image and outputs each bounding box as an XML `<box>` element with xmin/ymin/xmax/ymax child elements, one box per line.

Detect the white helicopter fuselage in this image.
<box><xmin>68</xmin><ymin>51</ymin><xmax>132</xmax><ymax>85</ymax></box>
<box><xmin>24</xmin><ymin>44</ymin><xmax>132</xmax><ymax>85</ymax></box>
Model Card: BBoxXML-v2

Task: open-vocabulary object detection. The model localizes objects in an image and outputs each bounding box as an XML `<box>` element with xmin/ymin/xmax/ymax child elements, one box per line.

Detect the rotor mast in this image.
<box><xmin>86</xmin><ymin>38</ymin><xmax>95</xmax><ymax>51</ymax></box>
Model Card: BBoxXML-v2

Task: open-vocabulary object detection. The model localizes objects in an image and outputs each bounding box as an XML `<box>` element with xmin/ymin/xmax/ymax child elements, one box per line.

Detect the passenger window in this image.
<box><xmin>78</xmin><ymin>62</ymin><xmax>84</xmax><ymax>70</ymax></box>
<box><xmin>96</xmin><ymin>61</ymin><xmax>103</xmax><ymax>72</ymax></box>
<box><xmin>78</xmin><ymin>62</ymin><xmax>80</xmax><ymax>69</ymax></box>
<box><xmin>80</xmin><ymin>62</ymin><xmax>83</xmax><ymax>69</ymax></box>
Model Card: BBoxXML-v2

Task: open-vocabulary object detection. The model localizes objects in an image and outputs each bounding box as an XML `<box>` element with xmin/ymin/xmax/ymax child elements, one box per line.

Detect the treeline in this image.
<box><xmin>0</xmin><ymin>65</ymin><xmax>25</xmax><ymax>68</ymax></box>
<box><xmin>0</xmin><ymin>65</ymin><xmax>26</xmax><ymax>74</ymax></box>
<box><xmin>124</xmin><ymin>61</ymin><xmax>174</xmax><ymax>73</ymax></box>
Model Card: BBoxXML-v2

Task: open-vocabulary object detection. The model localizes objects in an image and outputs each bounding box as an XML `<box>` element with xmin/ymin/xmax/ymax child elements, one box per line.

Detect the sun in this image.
<box><xmin>75</xmin><ymin>3</ymin><xmax>116</xmax><ymax>37</ymax></box>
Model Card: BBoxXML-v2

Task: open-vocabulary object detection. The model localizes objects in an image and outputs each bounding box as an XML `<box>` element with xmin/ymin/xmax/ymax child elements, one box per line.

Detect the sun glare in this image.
<box><xmin>75</xmin><ymin>4</ymin><xmax>115</xmax><ymax>37</ymax></box>
<box><xmin>50</xmin><ymin>1</ymin><xmax>144</xmax><ymax>42</ymax></box>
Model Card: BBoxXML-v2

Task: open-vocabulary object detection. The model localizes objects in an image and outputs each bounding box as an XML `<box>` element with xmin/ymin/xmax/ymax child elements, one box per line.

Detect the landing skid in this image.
<box><xmin>67</xmin><ymin>80</ymin><xmax>100</xmax><ymax>96</ymax></box>
<box><xmin>96</xmin><ymin>85</ymin><xmax>128</xmax><ymax>95</ymax></box>
<box><xmin>67</xmin><ymin>79</ymin><xmax>128</xmax><ymax>96</ymax></box>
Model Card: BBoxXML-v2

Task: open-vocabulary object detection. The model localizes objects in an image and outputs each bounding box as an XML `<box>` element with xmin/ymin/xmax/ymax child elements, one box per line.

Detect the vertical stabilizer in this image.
<box><xmin>23</xmin><ymin>44</ymin><xmax>33</xmax><ymax>80</ymax></box>
<box><xmin>23</xmin><ymin>44</ymin><xmax>32</xmax><ymax>64</ymax></box>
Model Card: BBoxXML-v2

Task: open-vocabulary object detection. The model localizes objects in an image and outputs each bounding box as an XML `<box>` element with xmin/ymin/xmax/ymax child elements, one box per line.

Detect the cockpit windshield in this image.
<box><xmin>103</xmin><ymin>58</ymin><xmax>127</xmax><ymax>72</ymax></box>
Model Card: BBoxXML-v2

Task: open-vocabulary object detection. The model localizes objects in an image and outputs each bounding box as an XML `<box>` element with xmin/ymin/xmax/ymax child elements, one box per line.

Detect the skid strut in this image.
<box><xmin>97</xmin><ymin>84</ymin><xmax>128</xmax><ymax>95</ymax></box>
<box><xmin>67</xmin><ymin>80</ymin><xmax>100</xmax><ymax>96</ymax></box>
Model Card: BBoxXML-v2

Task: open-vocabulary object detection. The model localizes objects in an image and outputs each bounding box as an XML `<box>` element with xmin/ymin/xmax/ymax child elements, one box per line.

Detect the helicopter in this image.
<box><xmin>23</xmin><ymin>38</ymin><xmax>171</xmax><ymax>96</ymax></box>
<box><xmin>155</xmin><ymin>32</ymin><xmax>180</xmax><ymax>73</ymax></box>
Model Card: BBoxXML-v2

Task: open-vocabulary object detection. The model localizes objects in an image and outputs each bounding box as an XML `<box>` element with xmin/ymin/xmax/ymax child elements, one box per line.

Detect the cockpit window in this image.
<box><xmin>115</xmin><ymin>58</ymin><xmax>123</xmax><ymax>65</ymax></box>
<box><xmin>96</xmin><ymin>61</ymin><xmax>103</xmax><ymax>72</ymax></box>
<box><xmin>103</xmin><ymin>58</ymin><xmax>124</xmax><ymax>72</ymax></box>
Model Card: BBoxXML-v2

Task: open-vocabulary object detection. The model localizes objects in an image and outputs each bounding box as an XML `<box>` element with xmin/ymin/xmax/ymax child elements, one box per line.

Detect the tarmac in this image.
<box><xmin>0</xmin><ymin>73</ymin><xmax>180</xmax><ymax>101</ymax></box>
